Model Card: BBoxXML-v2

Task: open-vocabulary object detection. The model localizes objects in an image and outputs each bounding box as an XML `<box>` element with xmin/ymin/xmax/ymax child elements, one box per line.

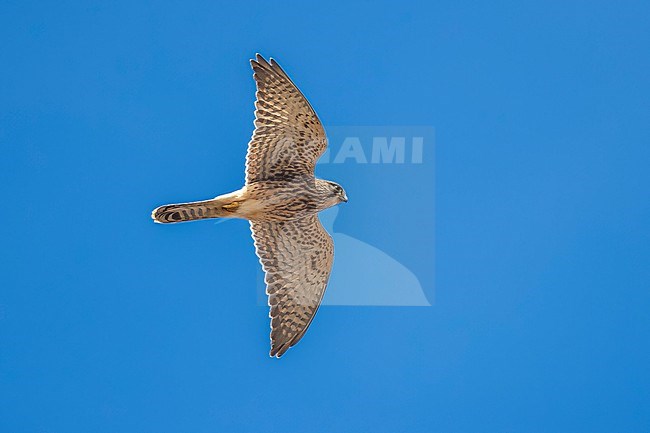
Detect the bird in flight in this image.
<box><xmin>152</xmin><ymin>54</ymin><xmax>347</xmax><ymax>357</ymax></box>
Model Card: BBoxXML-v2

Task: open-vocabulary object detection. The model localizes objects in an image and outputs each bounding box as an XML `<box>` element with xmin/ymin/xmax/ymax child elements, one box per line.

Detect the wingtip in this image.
<box><xmin>269</xmin><ymin>341</ymin><xmax>291</xmax><ymax>358</ymax></box>
<box><xmin>251</xmin><ymin>53</ymin><xmax>272</xmax><ymax>72</ymax></box>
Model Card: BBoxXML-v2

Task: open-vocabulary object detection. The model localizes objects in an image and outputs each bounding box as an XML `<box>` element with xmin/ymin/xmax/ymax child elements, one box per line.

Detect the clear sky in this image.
<box><xmin>1</xmin><ymin>1</ymin><xmax>649</xmax><ymax>432</ymax></box>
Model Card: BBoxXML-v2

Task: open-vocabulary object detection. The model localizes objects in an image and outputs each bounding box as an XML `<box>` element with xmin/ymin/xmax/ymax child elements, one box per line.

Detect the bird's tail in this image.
<box><xmin>151</xmin><ymin>197</ymin><xmax>235</xmax><ymax>223</ymax></box>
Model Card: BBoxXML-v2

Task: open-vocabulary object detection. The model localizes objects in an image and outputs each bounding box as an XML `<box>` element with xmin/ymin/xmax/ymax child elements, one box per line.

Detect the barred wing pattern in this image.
<box><xmin>246</xmin><ymin>54</ymin><xmax>327</xmax><ymax>183</ymax></box>
<box><xmin>251</xmin><ymin>215</ymin><xmax>334</xmax><ymax>357</ymax></box>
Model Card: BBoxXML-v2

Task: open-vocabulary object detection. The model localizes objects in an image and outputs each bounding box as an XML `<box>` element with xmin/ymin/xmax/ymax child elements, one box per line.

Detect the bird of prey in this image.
<box><xmin>151</xmin><ymin>54</ymin><xmax>347</xmax><ymax>357</ymax></box>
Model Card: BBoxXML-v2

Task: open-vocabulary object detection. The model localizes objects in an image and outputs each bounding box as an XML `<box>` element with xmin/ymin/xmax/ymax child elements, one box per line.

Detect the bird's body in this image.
<box><xmin>155</xmin><ymin>177</ymin><xmax>341</xmax><ymax>223</ymax></box>
<box><xmin>152</xmin><ymin>54</ymin><xmax>347</xmax><ymax>357</ymax></box>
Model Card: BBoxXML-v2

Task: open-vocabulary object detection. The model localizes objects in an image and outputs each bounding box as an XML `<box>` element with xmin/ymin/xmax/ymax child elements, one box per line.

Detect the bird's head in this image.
<box><xmin>324</xmin><ymin>180</ymin><xmax>348</xmax><ymax>204</ymax></box>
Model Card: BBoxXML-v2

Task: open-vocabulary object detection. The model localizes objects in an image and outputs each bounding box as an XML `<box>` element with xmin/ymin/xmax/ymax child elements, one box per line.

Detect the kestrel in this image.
<box><xmin>152</xmin><ymin>54</ymin><xmax>347</xmax><ymax>357</ymax></box>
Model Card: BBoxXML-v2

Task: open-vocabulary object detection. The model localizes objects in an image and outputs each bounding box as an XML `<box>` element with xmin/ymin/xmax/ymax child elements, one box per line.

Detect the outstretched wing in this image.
<box><xmin>250</xmin><ymin>214</ymin><xmax>334</xmax><ymax>357</ymax></box>
<box><xmin>246</xmin><ymin>54</ymin><xmax>327</xmax><ymax>184</ymax></box>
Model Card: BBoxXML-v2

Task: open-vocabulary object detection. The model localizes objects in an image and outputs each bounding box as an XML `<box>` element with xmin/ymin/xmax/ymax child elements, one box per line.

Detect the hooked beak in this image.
<box><xmin>342</xmin><ymin>193</ymin><xmax>348</xmax><ymax>203</ymax></box>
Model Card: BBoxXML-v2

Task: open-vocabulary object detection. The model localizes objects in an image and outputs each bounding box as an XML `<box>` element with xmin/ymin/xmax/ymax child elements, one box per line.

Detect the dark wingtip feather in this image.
<box><xmin>270</xmin><ymin>342</ymin><xmax>290</xmax><ymax>358</ymax></box>
<box><xmin>255</xmin><ymin>53</ymin><xmax>271</xmax><ymax>67</ymax></box>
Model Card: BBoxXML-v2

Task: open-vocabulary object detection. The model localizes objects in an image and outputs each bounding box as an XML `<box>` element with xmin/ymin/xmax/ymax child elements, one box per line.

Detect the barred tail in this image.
<box><xmin>151</xmin><ymin>198</ymin><xmax>228</xmax><ymax>223</ymax></box>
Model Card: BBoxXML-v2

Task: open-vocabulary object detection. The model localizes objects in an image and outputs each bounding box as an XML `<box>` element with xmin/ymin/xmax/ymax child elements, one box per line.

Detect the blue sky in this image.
<box><xmin>1</xmin><ymin>1</ymin><xmax>649</xmax><ymax>432</ymax></box>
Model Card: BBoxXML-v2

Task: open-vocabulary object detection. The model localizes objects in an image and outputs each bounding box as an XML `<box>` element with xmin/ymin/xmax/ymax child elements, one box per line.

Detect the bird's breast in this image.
<box><xmin>240</xmin><ymin>180</ymin><xmax>324</xmax><ymax>221</ymax></box>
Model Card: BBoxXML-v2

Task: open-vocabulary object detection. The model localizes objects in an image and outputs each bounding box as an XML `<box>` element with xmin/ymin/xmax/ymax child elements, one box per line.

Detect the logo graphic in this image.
<box><xmin>257</xmin><ymin>126</ymin><xmax>435</xmax><ymax>306</ymax></box>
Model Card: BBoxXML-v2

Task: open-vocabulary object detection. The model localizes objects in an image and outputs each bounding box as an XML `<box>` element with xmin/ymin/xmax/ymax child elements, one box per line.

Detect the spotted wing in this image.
<box><xmin>250</xmin><ymin>214</ymin><xmax>334</xmax><ymax>357</ymax></box>
<box><xmin>246</xmin><ymin>54</ymin><xmax>327</xmax><ymax>184</ymax></box>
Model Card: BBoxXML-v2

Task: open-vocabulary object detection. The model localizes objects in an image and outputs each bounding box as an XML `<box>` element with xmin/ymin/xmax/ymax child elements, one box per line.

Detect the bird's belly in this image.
<box><xmin>240</xmin><ymin>194</ymin><xmax>319</xmax><ymax>221</ymax></box>
<box><xmin>237</xmin><ymin>198</ymin><xmax>268</xmax><ymax>219</ymax></box>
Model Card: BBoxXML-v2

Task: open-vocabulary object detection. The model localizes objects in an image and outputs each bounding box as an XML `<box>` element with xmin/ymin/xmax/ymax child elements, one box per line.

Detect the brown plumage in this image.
<box><xmin>151</xmin><ymin>54</ymin><xmax>347</xmax><ymax>357</ymax></box>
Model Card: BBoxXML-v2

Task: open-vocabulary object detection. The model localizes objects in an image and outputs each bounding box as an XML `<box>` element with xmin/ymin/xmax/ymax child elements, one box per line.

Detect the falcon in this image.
<box><xmin>151</xmin><ymin>54</ymin><xmax>347</xmax><ymax>357</ymax></box>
